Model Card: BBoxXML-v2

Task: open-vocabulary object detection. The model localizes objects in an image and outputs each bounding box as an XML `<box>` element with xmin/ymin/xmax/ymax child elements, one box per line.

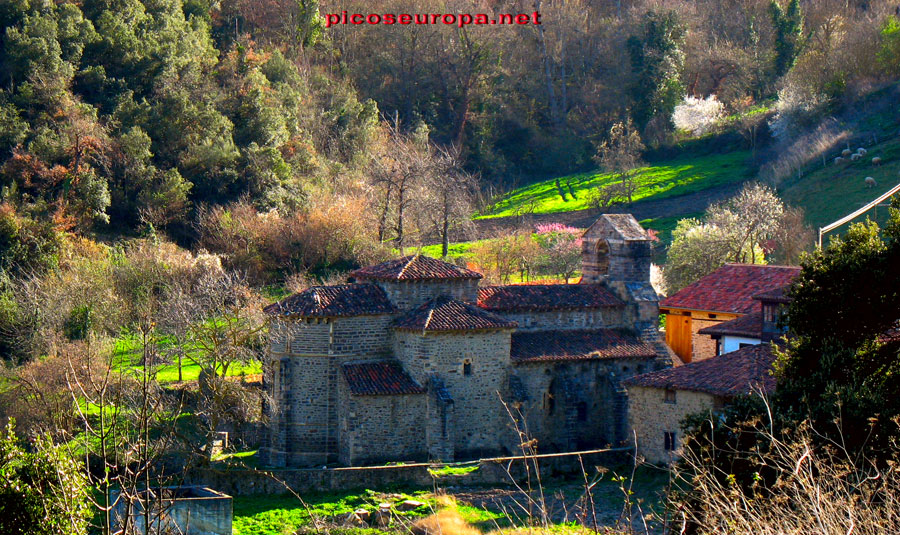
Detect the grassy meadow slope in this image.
<box><xmin>478</xmin><ymin>150</ymin><xmax>754</xmax><ymax>219</ymax></box>
<box><xmin>778</xmin><ymin>87</ymin><xmax>900</xmax><ymax>233</ymax></box>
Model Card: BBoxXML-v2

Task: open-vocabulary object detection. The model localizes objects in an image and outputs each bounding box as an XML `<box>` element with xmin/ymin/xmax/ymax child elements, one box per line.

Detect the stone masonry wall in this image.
<box><xmin>265</xmin><ymin>314</ymin><xmax>396</xmax><ymax>467</ymax></box>
<box><xmin>691</xmin><ymin>316</ymin><xmax>721</xmax><ymax>362</ymax></box>
<box><xmin>627</xmin><ymin>385</ymin><xmax>723</xmax><ymax>464</ymax></box>
<box><xmin>331</xmin><ymin>315</ymin><xmax>393</xmax><ymax>356</ymax></box>
<box><xmin>395</xmin><ymin>329</ymin><xmax>512</xmax><ymax>459</ymax></box>
<box><xmin>502</xmin><ymin>308</ymin><xmax>625</xmax><ymax>331</ymax></box>
<box><xmin>377</xmin><ymin>279</ymin><xmax>479</xmax><ymax>310</ymax></box>
<box><xmin>513</xmin><ymin>357</ymin><xmax>662</xmax><ymax>453</ymax></box>
<box><xmin>608</xmin><ymin>241</ymin><xmax>652</xmax><ymax>283</ymax></box>
<box><xmin>337</xmin><ymin>384</ymin><xmax>427</xmax><ymax>465</ymax></box>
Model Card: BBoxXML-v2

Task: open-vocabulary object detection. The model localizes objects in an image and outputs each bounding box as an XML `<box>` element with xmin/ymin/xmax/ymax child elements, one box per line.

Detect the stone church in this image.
<box><xmin>259</xmin><ymin>214</ymin><xmax>673</xmax><ymax>467</ymax></box>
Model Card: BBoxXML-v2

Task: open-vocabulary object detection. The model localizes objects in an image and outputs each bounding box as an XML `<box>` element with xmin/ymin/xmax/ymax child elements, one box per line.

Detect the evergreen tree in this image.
<box><xmin>770</xmin><ymin>0</ymin><xmax>804</xmax><ymax>79</ymax></box>
<box><xmin>627</xmin><ymin>10</ymin><xmax>685</xmax><ymax>132</ymax></box>
<box><xmin>777</xmin><ymin>198</ymin><xmax>900</xmax><ymax>456</ymax></box>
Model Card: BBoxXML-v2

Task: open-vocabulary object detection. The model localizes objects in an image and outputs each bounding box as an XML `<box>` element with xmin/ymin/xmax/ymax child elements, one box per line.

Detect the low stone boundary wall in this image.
<box><xmin>189</xmin><ymin>448</ymin><xmax>632</xmax><ymax>496</ymax></box>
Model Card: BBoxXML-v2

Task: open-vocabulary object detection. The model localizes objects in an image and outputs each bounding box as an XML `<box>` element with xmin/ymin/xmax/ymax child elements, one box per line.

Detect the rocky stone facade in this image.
<box><xmin>626</xmin><ymin>385</ymin><xmax>723</xmax><ymax>464</ymax></box>
<box><xmin>260</xmin><ymin>214</ymin><xmax>672</xmax><ymax>467</ymax></box>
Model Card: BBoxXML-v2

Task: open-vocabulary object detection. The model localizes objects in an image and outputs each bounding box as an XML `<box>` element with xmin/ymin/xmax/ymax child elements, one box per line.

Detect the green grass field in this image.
<box><xmin>233</xmin><ymin>489</ymin><xmax>434</xmax><ymax>535</ymax></box>
<box><xmin>478</xmin><ymin>151</ymin><xmax>753</xmax><ymax>219</ymax></box>
<box><xmin>780</xmin><ymin>137</ymin><xmax>900</xmax><ymax>234</ymax></box>
<box><xmin>112</xmin><ymin>332</ymin><xmax>262</xmax><ymax>384</ymax></box>
<box><xmin>416</xmin><ymin>239</ymin><xmax>491</xmax><ymax>262</ymax></box>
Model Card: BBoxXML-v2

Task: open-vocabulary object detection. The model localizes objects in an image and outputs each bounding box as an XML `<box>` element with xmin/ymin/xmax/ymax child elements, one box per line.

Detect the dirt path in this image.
<box><xmin>461</xmin><ymin>180</ymin><xmax>748</xmax><ymax>240</ymax></box>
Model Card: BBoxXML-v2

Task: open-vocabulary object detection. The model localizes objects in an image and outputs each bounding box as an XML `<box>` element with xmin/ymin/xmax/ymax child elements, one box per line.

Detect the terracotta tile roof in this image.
<box><xmin>623</xmin><ymin>343</ymin><xmax>776</xmax><ymax>397</ymax></box>
<box><xmin>510</xmin><ymin>329</ymin><xmax>658</xmax><ymax>362</ymax></box>
<box><xmin>879</xmin><ymin>326</ymin><xmax>900</xmax><ymax>344</ymax></box>
<box><xmin>341</xmin><ymin>361</ymin><xmax>425</xmax><ymax>396</ymax></box>
<box><xmin>752</xmin><ymin>284</ymin><xmax>793</xmax><ymax>304</ymax></box>
<box><xmin>350</xmin><ymin>255</ymin><xmax>483</xmax><ymax>281</ymax></box>
<box><xmin>477</xmin><ymin>284</ymin><xmax>623</xmax><ymax>312</ymax></box>
<box><xmin>394</xmin><ymin>295</ymin><xmax>518</xmax><ymax>332</ymax></box>
<box><xmin>263</xmin><ymin>283</ymin><xmax>396</xmax><ymax>317</ymax></box>
<box><xmin>661</xmin><ymin>264</ymin><xmax>800</xmax><ymax>315</ymax></box>
<box><xmin>698</xmin><ymin>311</ymin><xmax>763</xmax><ymax>338</ymax></box>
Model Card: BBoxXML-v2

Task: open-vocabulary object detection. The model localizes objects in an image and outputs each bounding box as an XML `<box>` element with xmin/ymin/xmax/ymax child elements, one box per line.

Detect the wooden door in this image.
<box><xmin>665</xmin><ymin>314</ymin><xmax>692</xmax><ymax>363</ymax></box>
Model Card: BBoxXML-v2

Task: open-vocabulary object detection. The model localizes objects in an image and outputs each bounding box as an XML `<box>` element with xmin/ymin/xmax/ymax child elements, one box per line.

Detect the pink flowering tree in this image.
<box><xmin>534</xmin><ymin>223</ymin><xmax>583</xmax><ymax>282</ymax></box>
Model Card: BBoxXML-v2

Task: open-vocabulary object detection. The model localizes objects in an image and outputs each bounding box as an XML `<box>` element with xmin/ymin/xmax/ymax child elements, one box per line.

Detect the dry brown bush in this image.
<box><xmin>412</xmin><ymin>508</ymin><xmax>482</xmax><ymax>535</ymax></box>
<box><xmin>195</xmin><ymin>196</ymin><xmax>388</xmax><ymax>283</ymax></box>
<box><xmin>672</xmin><ymin>403</ymin><xmax>900</xmax><ymax>535</ymax></box>
<box><xmin>0</xmin><ymin>340</ymin><xmax>110</xmax><ymax>439</ymax></box>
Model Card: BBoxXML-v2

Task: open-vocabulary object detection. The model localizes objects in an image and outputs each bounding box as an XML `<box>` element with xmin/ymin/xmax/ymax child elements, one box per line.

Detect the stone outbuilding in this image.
<box><xmin>623</xmin><ymin>343</ymin><xmax>777</xmax><ymax>464</ymax></box>
<box><xmin>260</xmin><ymin>213</ymin><xmax>673</xmax><ymax>467</ymax></box>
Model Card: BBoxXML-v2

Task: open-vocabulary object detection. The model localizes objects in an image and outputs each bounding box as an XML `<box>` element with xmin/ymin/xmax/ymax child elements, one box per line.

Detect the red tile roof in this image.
<box><xmin>510</xmin><ymin>329</ymin><xmax>658</xmax><ymax>362</ymax></box>
<box><xmin>394</xmin><ymin>295</ymin><xmax>518</xmax><ymax>332</ymax></box>
<box><xmin>661</xmin><ymin>264</ymin><xmax>800</xmax><ymax>315</ymax></box>
<box><xmin>752</xmin><ymin>284</ymin><xmax>793</xmax><ymax>304</ymax></box>
<box><xmin>477</xmin><ymin>284</ymin><xmax>623</xmax><ymax>312</ymax></box>
<box><xmin>263</xmin><ymin>283</ymin><xmax>396</xmax><ymax>317</ymax></box>
<box><xmin>698</xmin><ymin>311</ymin><xmax>763</xmax><ymax>338</ymax></box>
<box><xmin>623</xmin><ymin>343</ymin><xmax>776</xmax><ymax>397</ymax></box>
<box><xmin>350</xmin><ymin>255</ymin><xmax>483</xmax><ymax>281</ymax></box>
<box><xmin>341</xmin><ymin>361</ymin><xmax>425</xmax><ymax>396</ymax></box>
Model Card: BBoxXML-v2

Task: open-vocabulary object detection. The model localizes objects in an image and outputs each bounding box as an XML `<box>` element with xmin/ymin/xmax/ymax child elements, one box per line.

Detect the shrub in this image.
<box><xmin>196</xmin><ymin>197</ymin><xmax>387</xmax><ymax>283</ymax></box>
<box><xmin>672</xmin><ymin>95</ymin><xmax>725</xmax><ymax>136</ymax></box>
<box><xmin>0</xmin><ymin>421</ymin><xmax>92</xmax><ymax>535</ymax></box>
<box><xmin>0</xmin><ymin>203</ymin><xmax>63</xmax><ymax>275</ymax></box>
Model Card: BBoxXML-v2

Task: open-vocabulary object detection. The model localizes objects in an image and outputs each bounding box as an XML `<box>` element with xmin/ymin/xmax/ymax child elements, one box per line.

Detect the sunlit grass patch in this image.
<box><xmin>479</xmin><ymin>151</ymin><xmax>752</xmax><ymax>219</ymax></box>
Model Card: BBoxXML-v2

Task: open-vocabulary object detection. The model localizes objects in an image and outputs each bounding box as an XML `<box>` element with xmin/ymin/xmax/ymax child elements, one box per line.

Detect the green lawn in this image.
<box><xmin>112</xmin><ymin>332</ymin><xmax>262</xmax><ymax>384</ymax></box>
<box><xmin>478</xmin><ymin>151</ymin><xmax>753</xmax><ymax>219</ymax></box>
<box><xmin>415</xmin><ymin>238</ymin><xmax>492</xmax><ymax>262</ymax></box>
<box><xmin>233</xmin><ymin>489</ymin><xmax>434</xmax><ymax>535</ymax></box>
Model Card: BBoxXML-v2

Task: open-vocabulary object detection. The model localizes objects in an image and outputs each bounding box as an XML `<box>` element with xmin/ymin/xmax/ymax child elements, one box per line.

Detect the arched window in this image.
<box><xmin>463</xmin><ymin>358</ymin><xmax>472</xmax><ymax>376</ymax></box>
<box><xmin>594</xmin><ymin>239</ymin><xmax>610</xmax><ymax>275</ymax></box>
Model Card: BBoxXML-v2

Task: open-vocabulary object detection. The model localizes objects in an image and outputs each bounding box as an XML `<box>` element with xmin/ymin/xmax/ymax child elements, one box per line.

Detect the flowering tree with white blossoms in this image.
<box><xmin>673</xmin><ymin>95</ymin><xmax>725</xmax><ymax>135</ymax></box>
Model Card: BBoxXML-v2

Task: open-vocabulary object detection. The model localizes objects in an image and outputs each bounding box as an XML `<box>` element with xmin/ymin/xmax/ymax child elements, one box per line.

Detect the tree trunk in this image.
<box><xmin>442</xmin><ymin>216</ymin><xmax>450</xmax><ymax>258</ymax></box>
<box><xmin>535</xmin><ymin>0</ymin><xmax>560</xmax><ymax>126</ymax></box>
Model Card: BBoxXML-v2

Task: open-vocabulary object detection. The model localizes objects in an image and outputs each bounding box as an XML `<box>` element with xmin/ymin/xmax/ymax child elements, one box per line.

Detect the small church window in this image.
<box><xmin>664</xmin><ymin>431</ymin><xmax>677</xmax><ymax>451</ymax></box>
<box><xmin>664</xmin><ymin>389</ymin><xmax>677</xmax><ymax>404</ymax></box>
<box><xmin>544</xmin><ymin>392</ymin><xmax>555</xmax><ymax>414</ymax></box>
<box><xmin>463</xmin><ymin>359</ymin><xmax>472</xmax><ymax>376</ymax></box>
<box><xmin>576</xmin><ymin>401</ymin><xmax>588</xmax><ymax>422</ymax></box>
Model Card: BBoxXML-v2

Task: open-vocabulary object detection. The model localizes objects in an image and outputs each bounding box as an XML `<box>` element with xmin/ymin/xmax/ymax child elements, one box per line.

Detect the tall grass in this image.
<box><xmin>671</xmin><ymin>398</ymin><xmax>900</xmax><ymax>534</ymax></box>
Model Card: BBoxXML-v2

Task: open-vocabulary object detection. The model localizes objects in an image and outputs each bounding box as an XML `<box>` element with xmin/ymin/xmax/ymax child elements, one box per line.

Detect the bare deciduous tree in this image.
<box><xmin>594</xmin><ymin>120</ymin><xmax>645</xmax><ymax>204</ymax></box>
<box><xmin>421</xmin><ymin>145</ymin><xmax>476</xmax><ymax>258</ymax></box>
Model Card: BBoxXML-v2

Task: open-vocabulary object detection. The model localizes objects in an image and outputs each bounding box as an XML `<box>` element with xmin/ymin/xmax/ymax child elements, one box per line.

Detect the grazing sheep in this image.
<box><xmin>834</xmin><ymin>156</ymin><xmax>845</xmax><ymax>165</ymax></box>
<box><xmin>872</xmin><ymin>156</ymin><xmax>882</xmax><ymax>166</ymax></box>
<box><xmin>865</xmin><ymin>177</ymin><xmax>877</xmax><ymax>188</ymax></box>
<box><xmin>842</xmin><ymin>148</ymin><xmax>853</xmax><ymax>157</ymax></box>
<box><xmin>857</xmin><ymin>147</ymin><xmax>868</xmax><ymax>155</ymax></box>
<box><xmin>851</xmin><ymin>153</ymin><xmax>861</xmax><ymax>161</ymax></box>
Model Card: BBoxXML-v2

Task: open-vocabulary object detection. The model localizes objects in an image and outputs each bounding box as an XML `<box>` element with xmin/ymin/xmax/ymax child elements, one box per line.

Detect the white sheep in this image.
<box><xmin>842</xmin><ymin>148</ymin><xmax>852</xmax><ymax>157</ymax></box>
<box><xmin>834</xmin><ymin>156</ymin><xmax>845</xmax><ymax>165</ymax></box>
<box><xmin>872</xmin><ymin>156</ymin><xmax>882</xmax><ymax>166</ymax></box>
<box><xmin>857</xmin><ymin>147</ymin><xmax>868</xmax><ymax>155</ymax></box>
<box><xmin>851</xmin><ymin>153</ymin><xmax>861</xmax><ymax>161</ymax></box>
<box><xmin>865</xmin><ymin>177</ymin><xmax>877</xmax><ymax>188</ymax></box>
